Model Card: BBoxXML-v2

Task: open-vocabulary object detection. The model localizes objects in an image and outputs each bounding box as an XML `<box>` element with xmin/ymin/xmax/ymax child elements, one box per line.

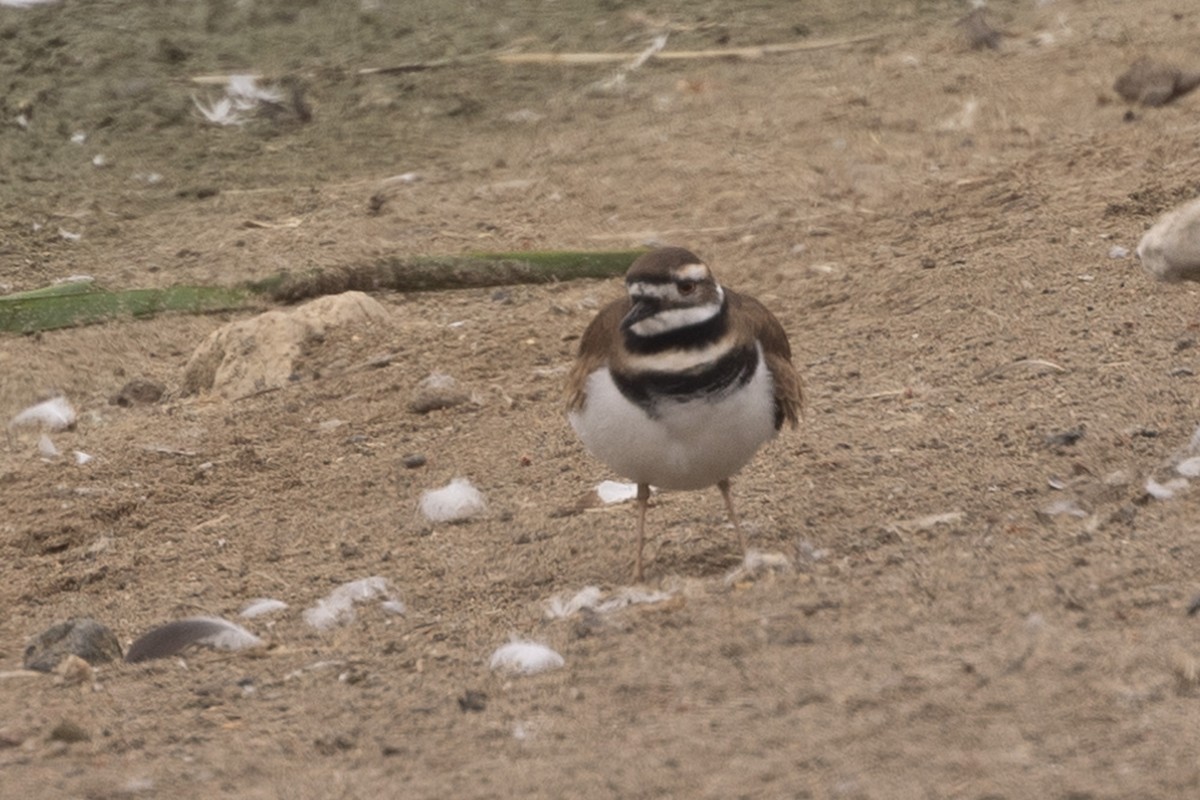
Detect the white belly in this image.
<box><xmin>568</xmin><ymin>354</ymin><xmax>778</xmax><ymax>491</ymax></box>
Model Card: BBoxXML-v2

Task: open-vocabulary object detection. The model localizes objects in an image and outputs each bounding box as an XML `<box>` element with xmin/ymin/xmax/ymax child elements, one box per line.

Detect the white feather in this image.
<box><xmin>545</xmin><ymin>586</ymin><xmax>604</xmax><ymax>619</ymax></box>
<box><xmin>595</xmin><ymin>480</ymin><xmax>639</xmax><ymax>505</ymax></box>
<box><xmin>489</xmin><ymin>638</ymin><xmax>564</xmax><ymax>675</ymax></box>
<box><xmin>193</xmin><ymin>95</ymin><xmax>244</xmax><ymax>126</ymax></box>
<box><xmin>379</xmin><ymin>599</ymin><xmax>406</xmax><ymax>616</ymax></box>
<box><xmin>419</xmin><ymin>478</ymin><xmax>487</xmax><ymax>522</ymax></box>
<box><xmin>724</xmin><ymin>549</ymin><xmax>794</xmax><ymax>585</ymax></box>
<box><xmin>37</xmin><ymin>434</ymin><xmax>59</xmax><ymax>458</ymax></box>
<box><xmin>303</xmin><ymin>576</ymin><xmax>404</xmax><ymax>630</ymax></box>
<box><xmin>1145</xmin><ymin>477</ymin><xmax>1187</xmax><ymax>501</ymax></box>
<box><xmin>544</xmin><ymin>585</ymin><xmax>673</xmax><ymax>619</ymax></box>
<box><xmin>198</xmin><ymin>620</ymin><xmax>263</xmax><ymax>652</ymax></box>
<box><xmin>239</xmin><ymin>598</ymin><xmax>289</xmax><ymax>619</ymax></box>
<box><xmin>10</xmin><ymin>396</ymin><xmax>76</xmax><ymax>431</ymax></box>
<box><xmin>194</xmin><ymin>75</ymin><xmax>284</xmax><ymax>126</ymax></box>
<box><xmin>227</xmin><ymin>74</ymin><xmax>284</xmax><ymax>107</ymax></box>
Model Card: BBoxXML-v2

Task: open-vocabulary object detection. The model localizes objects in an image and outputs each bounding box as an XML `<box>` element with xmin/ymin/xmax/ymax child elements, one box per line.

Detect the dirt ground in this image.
<box><xmin>4</xmin><ymin>0</ymin><xmax>1200</xmax><ymax>797</ymax></box>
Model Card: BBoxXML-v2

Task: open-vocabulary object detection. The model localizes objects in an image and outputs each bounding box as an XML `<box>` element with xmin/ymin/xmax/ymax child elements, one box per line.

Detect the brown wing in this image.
<box><xmin>565</xmin><ymin>296</ymin><xmax>630</xmax><ymax>413</ymax></box>
<box><xmin>726</xmin><ymin>289</ymin><xmax>803</xmax><ymax>429</ymax></box>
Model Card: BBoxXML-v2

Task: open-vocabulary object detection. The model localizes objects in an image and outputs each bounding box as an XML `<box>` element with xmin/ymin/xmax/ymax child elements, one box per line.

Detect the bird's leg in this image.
<box><xmin>634</xmin><ymin>482</ymin><xmax>651</xmax><ymax>583</ymax></box>
<box><xmin>717</xmin><ymin>478</ymin><xmax>747</xmax><ymax>554</ymax></box>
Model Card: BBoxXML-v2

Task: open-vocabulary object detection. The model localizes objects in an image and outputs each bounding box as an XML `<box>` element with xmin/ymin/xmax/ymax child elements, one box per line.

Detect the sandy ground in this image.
<box><xmin>5</xmin><ymin>0</ymin><xmax>1200</xmax><ymax>797</ymax></box>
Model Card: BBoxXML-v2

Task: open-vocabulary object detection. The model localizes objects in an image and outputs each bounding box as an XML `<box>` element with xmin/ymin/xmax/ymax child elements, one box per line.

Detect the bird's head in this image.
<box><xmin>621</xmin><ymin>247</ymin><xmax>725</xmax><ymax>337</ymax></box>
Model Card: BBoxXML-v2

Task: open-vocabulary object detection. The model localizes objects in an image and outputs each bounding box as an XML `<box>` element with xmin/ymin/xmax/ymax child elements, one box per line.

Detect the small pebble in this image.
<box><xmin>408</xmin><ymin>373</ymin><xmax>470</xmax><ymax>414</ymax></box>
<box><xmin>110</xmin><ymin>378</ymin><xmax>165</xmax><ymax>407</ymax></box>
<box><xmin>458</xmin><ymin>690</ymin><xmax>488</xmax><ymax>712</ymax></box>
<box><xmin>1114</xmin><ymin>57</ymin><xmax>1200</xmax><ymax>107</ymax></box>
<box><xmin>1044</xmin><ymin>428</ymin><xmax>1085</xmax><ymax>448</ymax></box>
<box><xmin>47</xmin><ymin>720</ymin><xmax>90</xmax><ymax>744</ymax></box>
<box><xmin>956</xmin><ymin>9</ymin><xmax>1001</xmax><ymax>50</ymax></box>
<box><xmin>402</xmin><ymin>454</ymin><xmax>426</xmax><ymax>469</ymax></box>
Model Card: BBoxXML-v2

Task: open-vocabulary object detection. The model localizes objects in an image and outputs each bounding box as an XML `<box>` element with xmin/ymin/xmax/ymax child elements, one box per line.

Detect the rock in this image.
<box><xmin>407</xmin><ymin>372</ymin><xmax>470</xmax><ymax>414</ymax></box>
<box><xmin>47</xmin><ymin>720</ymin><xmax>90</xmax><ymax>744</ymax></box>
<box><xmin>182</xmin><ymin>291</ymin><xmax>390</xmax><ymax>398</ymax></box>
<box><xmin>955</xmin><ymin>9</ymin><xmax>1001</xmax><ymax>51</ymax></box>
<box><xmin>1138</xmin><ymin>198</ymin><xmax>1200</xmax><ymax>283</ymax></box>
<box><xmin>457</xmin><ymin>689</ymin><xmax>488</xmax><ymax>712</ymax></box>
<box><xmin>1114</xmin><ymin>57</ymin><xmax>1200</xmax><ymax>107</ymax></box>
<box><xmin>24</xmin><ymin>618</ymin><xmax>122</xmax><ymax>673</ymax></box>
<box><xmin>110</xmin><ymin>377</ymin><xmax>165</xmax><ymax>407</ymax></box>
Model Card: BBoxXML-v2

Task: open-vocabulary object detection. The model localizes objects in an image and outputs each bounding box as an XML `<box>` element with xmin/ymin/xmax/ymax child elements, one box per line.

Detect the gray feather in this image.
<box><xmin>125</xmin><ymin>616</ymin><xmax>264</xmax><ymax>663</ymax></box>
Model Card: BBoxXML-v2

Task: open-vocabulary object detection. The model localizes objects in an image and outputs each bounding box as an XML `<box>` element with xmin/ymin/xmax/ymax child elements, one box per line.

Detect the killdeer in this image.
<box><xmin>567</xmin><ymin>247</ymin><xmax>802</xmax><ymax>581</ymax></box>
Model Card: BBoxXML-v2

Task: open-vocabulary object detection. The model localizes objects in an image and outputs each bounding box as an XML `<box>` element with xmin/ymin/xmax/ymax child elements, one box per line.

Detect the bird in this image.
<box><xmin>566</xmin><ymin>246</ymin><xmax>802</xmax><ymax>581</ymax></box>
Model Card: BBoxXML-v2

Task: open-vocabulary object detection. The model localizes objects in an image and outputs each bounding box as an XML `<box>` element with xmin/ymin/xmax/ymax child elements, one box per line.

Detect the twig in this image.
<box><xmin>848</xmin><ymin>389</ymin><xmax>909</xmax><ymax>402</ymax></box>
<box><xmin>349</xmin><ymin>34</ymin><xmax>882</xmax><ymax>77</ymax></box>
<box><xmin>357</xmin><ymin>57</ymin><xmax>471</xmax><ymax>75</ymax></box>
<box><xmin>142</xmin><ymin>446</ymin><xmax>200</xmax><ymax>457</ymax></box>
<box><xmin>494</xmin><ymin>34</ymin><xmax>881</xmax><ymax>65</ymax></box>
<box><xmin>977</xmin><ymin>359</ymin><xmax>1067</xmax><ymax>382</ymax></box>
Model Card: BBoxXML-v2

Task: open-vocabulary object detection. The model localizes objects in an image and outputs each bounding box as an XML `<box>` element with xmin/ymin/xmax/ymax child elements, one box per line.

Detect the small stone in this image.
<box><xmin>457</xmin><ymin>689</ymin><xmax>488</xmax><ymax>712</ymax></box>
<box><xmin>1114</xmin><ymin>57</ymin><xmax>1200</xmax><ymax>107</ymax></box>
<box><xmin>401</xmin><ymin>454</ymin><xmax>427</xmax><ymax>469</ymax></box>
<box><xmin>955</xmin><ymin>9</ymin><xmax>1001</xmax><ymax>50</ymax></box>
<box><xmin>1044</xmin><ymin>428</ymin><xmax>1085</xmax><ymax>448</ymax></box>
<box><xmin>364</xmin><ymin>352</ymin><xmax>396</xmax><ymax>369</ymax></box>
<box><xmin>0</xmin><ymin>728</ymin><xmax>27</xmax><ymax>749</ymax></box>
<box><xmin>47</xmin><ymin>720</ymin><xmax>90</xmax><ymax>744</ymax></box>
<box><xmin>110</xmin><ymin>378</ymin><xmax>165</xmax><ymax>407</ymax></box>
<box><xmin>24</xmin><ymin>618</ymin><xmax>122</xmax><ymax>673</ymax></box>
<box><xmin>407</xmin><ymin>373</ymin><xmax>469</xmax><ymax>414</ymax></box>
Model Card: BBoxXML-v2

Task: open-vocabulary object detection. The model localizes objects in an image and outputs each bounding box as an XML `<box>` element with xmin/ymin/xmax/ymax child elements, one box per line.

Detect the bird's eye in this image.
<box><xmin>677</xmin><ymin>280</ymin><xmax>697</xmax><ymax>295</ymax></box>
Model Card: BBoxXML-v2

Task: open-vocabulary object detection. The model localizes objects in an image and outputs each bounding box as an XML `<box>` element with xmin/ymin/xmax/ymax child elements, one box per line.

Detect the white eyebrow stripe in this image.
<box><xmin>674</xmin><ymin>263</ymin><xmax>710</xmax><ymax>281</ymax></box>
<box><xmin>628</xmin><ymin>300</ymin><xmax>722</xmax><ymax>336</ymax></box>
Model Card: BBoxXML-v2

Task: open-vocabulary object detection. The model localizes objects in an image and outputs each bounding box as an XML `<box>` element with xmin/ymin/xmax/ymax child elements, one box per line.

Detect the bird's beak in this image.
<box><xmin>621</xmin><ymin>297</ymin><xmax>659</xmax><ymax>331</ymax></box>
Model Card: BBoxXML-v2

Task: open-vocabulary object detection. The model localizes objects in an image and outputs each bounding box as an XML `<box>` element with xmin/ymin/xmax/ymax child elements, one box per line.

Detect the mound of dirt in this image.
<box><xmin>181</xmin><ymin>291</ymin><xmax>391</xmax><ymax>397</ymax></box>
